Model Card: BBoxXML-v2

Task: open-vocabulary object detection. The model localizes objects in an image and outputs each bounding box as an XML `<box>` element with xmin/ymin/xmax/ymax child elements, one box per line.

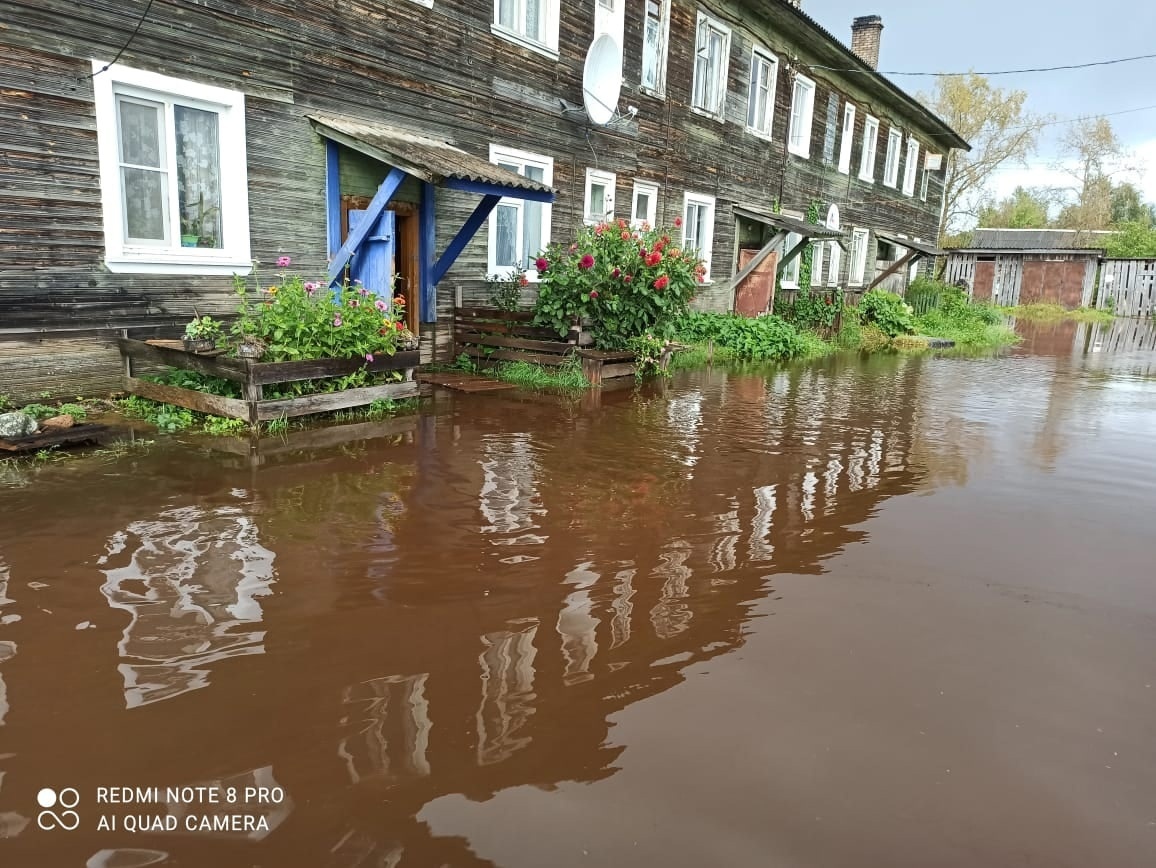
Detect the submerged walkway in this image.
<box><xmin>415</xmin><ymin>371</ymin><xmax>517</xmax><ymax>392</ymax></box>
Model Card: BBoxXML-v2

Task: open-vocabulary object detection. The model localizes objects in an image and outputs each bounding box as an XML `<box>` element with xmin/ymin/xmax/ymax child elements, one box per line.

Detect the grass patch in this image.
<box><xmin>891</xmin><ymin>334</ymin><xmax>931</xmax><ymax>351</ymax></box>
<box><xmin>492</xmin><ymin>356</ymin><xmax>590</xmax><ymax>390</ymax></box>
<box><xmin>916</xmin><ymin>305</ymin><xmax>1018</xmax><ymax>348</ymax></box>
<box><xmin>1003</xmin><ymin>303</ymin><xmax>1115</xmax><ymax>325</ymax></box>
<box><xmin>675</xmin><ymin>312</ymin><xmax>824</xmax><ymax>362</ymax></box>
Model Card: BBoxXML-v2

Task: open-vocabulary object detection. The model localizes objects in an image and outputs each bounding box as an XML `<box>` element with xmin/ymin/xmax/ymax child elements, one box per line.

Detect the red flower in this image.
<box><xmin>674</xmin><ymin>216</ymin><xmax>683</xmax><ymax>228</ymax></box>
<box><xmin>520</xmin><ymin>275</ymin><xmax>530</xmax><ymax>287</ymax></box>
<box><xmin>394</xmin><ymin>321</ymin><xmax>404</xmax><ymax>331</ymax></box>
<box><xmin>589</xmin><ymin>290</ymin><xmax>599</xmax><ymax>299</ymax></box>
<box><xmin>620</xmin><ymin>230</ymin><xmax>631</xmax><ymax>241</ymax></box>
<box><xmin>623</xmin><ymin>274</ymin><xmax>633</xmax><ymax>284</ymax></box>
<box><xmin>595</xmin><ymin>224</ymin><xmax>605</xmax><ymax>236</ymax></box>
<box><xmin>611</xmin><ymin>267</ymin><xmax>621</xmax><ymax>278</ymax></box>
<box><xmin>617</xmin><ymin>218</ymin><xmax>627</xmax><ymax>229</ymax></box>
<box><xmin>579</xmin><ymin>254</ymin><xmax>595</xmax><ymax>270</ymax></box>
<box><xmin>535</xmin><ymin>257</ymin><xmax>549</xmax><ymax>272</ymax></box>
<box><xmin>646</xmin><ymin>252</ymin><xmax>662</xmax><ymax>267</ymax></box>
<box><xmin>639</xmin><ymin>247</ymin><xmax>649</xmax><ymax>258</ymax></box>
<box><xmin>654</xmin><ymin>275</ymin><xmax>670</xmax><ymax>290</ymax></box>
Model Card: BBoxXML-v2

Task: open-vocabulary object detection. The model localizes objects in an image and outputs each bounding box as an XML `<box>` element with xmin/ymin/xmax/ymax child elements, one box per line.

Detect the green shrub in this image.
<box><xmin>774</xmin><ymin>289</ymin><xmax>841</xmax><ymax>330</ymax></box>
<box><xmin>675</xmin><ymin>312</ymin><xmax>812</xmax><ymax>361</ymax></box>
<box><xmin>859</xmin><ymin>289</ymin><xmax>916</xmax><ymax>337</ymax></box>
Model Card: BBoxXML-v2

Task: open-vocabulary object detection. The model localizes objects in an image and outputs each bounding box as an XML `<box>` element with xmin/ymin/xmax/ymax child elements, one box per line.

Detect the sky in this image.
<box><xmin>806</xmin><ymin>0</ymin><xmax>1156</xmax><ymax>206</ymax></box>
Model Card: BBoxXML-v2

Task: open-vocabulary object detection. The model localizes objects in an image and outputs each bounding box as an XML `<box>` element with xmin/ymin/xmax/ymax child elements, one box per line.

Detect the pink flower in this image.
<box><xmin>349</xmin><ymin>298</ymin><xmax>360</xmax><ymax>308</ymax></box>
<box><xmin>646</xmin><ymin>252</ymin><xmax>662</xmax><ymax>267</ymax></box>
<box><xmin>620</xmin><ymin>230</ymin><xmax>631</xmax><ymax>240</ymax></box>
<box><xmin>569</xmin><ymin>244</ymin><xmax>578</xmax><ymax>254</ymax></box>
<box><xmin>611</xmin><ymin>267</ymin><xmax>621</xmax><ymax>278</ymax></box>
<box><xmin>623</xmin><ymin>274</ymin><xmax>633</xmax><ymax>284</ymax></box>
<box><xmin>334</xmin><ymin>315</ymin><xmax>343</xmax><ymax>327</ymax></box>
<box><xmin>579</xmin><ymin>254</ymin><xmax>595</xmax><ymax>270</ymax></box>
<box><xmin>276</xmin><ymin>256</ymin><xmax>291</xmax><ymax>267</ymax></box>
<box><xmin>535</xmin><ymin>257</ymin><xmax>549</xmax><ymax>272</ymax></box>
<box><xmin>589</xmin><ymin>289</ymin><xmax>599</xmax><ymax>299</ymax></box>
<box><xmin>374</xmin><ymin>298</ymin><xmax>388</xmax><ymax>312</ymax></box>
<box><xmin>654</xmin><ymin>274</ymin><xmax>670</xmax><ymax>290</ymax></box>
<box><xmin>304</xmin><ymin>281</ymin><xmax>318</xmax><ymax>292</ymax></box>
<box><xmin>595</xmin><ymin>224</ymin><xmax>605</xmax><ymax>236</ymax></box>
<box><xmin>365</xmin><ymin>353</ymin><xmax>374</xmax><ymax>362</ymax></box>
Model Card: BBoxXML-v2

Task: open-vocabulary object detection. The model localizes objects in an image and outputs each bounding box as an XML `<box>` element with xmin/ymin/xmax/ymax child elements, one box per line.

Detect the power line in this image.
<box><xmin>813</xmin><ymin>51</ymin><xmax>1156</xmax><ymax>78</ymax></box>
<box><xmin>90</xmin><ymin>0</ymin><xmax>158</xmax><ymax>78</ymax></box>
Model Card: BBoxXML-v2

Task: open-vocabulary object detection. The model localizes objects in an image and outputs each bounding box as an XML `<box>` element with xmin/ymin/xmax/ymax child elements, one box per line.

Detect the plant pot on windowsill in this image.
<box><xmin>181</xmin><ymin>234</ymin><xmax>200</xmax><ymax>248</ymax></box>
<box><xmin>182</xmin><ymin>337</ymin><xmax>216</xmax><ymax>354</ymax></box>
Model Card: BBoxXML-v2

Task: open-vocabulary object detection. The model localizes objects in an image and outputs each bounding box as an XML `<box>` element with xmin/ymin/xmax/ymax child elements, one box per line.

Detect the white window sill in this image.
<box><xmin>690</xmin><ymin>105</ymin><xmax>725</xmax><ymax>123</ymax></box>
<box><xmin>837</xmin><ymin>166</ymin><xmax>851</xmax><ymax>175</ymax></box>
<box><xmin>105</xmin><ymin>256</ymin><xmax>253</xmax><ymax>275</ymax></box>
<box><xmin>746</xmin><ymin>127</ymin><xmax>773</xmax><ymax>142</ymax></box>
<box><xmin>490</xmin><ymin>25</ymin><xmax>558</xmax><ymax>60</ymax></box>
<box><xmin>883</xmin><ymin>180</ymin><xmax>899</xmax><ymax>189</ymax></box>
<box><xmin>858</xmin><ymin>174</ymin><xmax>875</xmax><ymax>184</ymax></box>
<box><xmin>780</xmin><ymin>280</ymin><xmax>799</xmax><ymax>290</ymax></box>
<box><xmin>639</xmin><ymin>85</ymin><xmax>666</xmax><ymax>100</ymax></box>
<box><xmin>787</xmin><ymin>143</ymin><xmax>811</xmax><ymax>159</ymax></box>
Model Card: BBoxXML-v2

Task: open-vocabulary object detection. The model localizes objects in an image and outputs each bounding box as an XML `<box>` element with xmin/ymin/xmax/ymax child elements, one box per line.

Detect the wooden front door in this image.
<box><xmin>734</xmin><ymin>248</ymin><xmax>778</xmax><ymax>316</ymax></box>
<box><xmin>342</xmin><ymin>197</ymin><xmax>420</xmax><ymax>334</ymax></box>
<box><xmin>973</xmin><ymin>260</ymin><xmax>996</xmax><ymax>301</ymax></box>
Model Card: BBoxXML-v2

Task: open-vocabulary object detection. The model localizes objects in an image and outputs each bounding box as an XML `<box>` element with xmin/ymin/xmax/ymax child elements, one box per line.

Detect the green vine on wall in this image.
<box><xmin>799</xmin><ymin>200</ymin><xmax>821</xmax><ymax>291</ymax></box>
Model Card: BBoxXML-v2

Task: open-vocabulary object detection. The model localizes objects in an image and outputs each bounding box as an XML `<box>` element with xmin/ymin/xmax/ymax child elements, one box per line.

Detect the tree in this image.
<box><xmin>976</xmin><ymin>186</ymin><xmax>1054</xmax><ymax>228</ymax></box>
<box><xmin>921</xmin><ymin>73</ymin><xmax>1048</xmax><ymax>244</ymax></box>
<box><xmin>1110</xmin><ymin>182</ymin><xmax>1156</xmax><ymax>227</ymax></box>
<box><xmin>1104</xmin><ymin>222</ymin><xmax>1156</xmax><ymax>258</ymax></box>
<box><xmin>1054</xmin><ymin>118</ymin><xmax>1130</xmax><ymax>230</ymax></box>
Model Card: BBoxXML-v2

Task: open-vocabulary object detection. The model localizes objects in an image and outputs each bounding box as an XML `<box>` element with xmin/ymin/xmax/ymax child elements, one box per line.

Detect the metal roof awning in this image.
<box><xmin>874</xmin><ymin>230</ymin><xmax>942</xmax><ymax>258</ymax></box>
<box><xmin>308</xmin><ymin>113</ymin><xmax>554</xmax><ymax>200</ymax></box>
<box><xmin>734</xmin><ymin>204</ymin><xmax>846</xmax><ymax>241</ymax></box>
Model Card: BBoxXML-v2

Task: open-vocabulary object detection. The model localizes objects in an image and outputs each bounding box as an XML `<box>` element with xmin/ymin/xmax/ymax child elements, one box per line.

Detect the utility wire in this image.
<box><xmin>812</xmin><ymin>51</ymin><xmax>1156</xmax><ymax>78</ymax></box>
<box><xmin>90</xmin><ymin>0</ymin><xmax>158</xmax><ymax>78</ymax></box>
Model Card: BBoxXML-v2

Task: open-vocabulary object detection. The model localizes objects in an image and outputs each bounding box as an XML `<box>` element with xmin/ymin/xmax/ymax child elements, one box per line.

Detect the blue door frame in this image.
<box><xmin>323</xmin><ymin>139</ymin><xmax>554</xmax><ymax>324</ymax></box>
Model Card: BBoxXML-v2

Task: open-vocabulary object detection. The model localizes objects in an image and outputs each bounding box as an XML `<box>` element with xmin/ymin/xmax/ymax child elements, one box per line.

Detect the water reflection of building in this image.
<box><xmin>99</xmin><ymin>506</ymin><xmax>276</xmax><ymax>708</ymax></box>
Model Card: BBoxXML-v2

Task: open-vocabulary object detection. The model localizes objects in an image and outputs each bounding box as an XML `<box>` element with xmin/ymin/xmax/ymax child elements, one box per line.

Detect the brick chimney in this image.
<box><xmin>850</xmin><ymin>15</ymin><xmax>884</xmax><ymax>70</ymax></box>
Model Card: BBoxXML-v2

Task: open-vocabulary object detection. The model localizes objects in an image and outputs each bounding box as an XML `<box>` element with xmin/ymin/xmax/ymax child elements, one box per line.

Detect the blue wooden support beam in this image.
<box><xmin>442</xmin><ymin>177</ymin><xmax>555</xmax><ymax>204</ymax></box>
<box><xmin>419</xmin><ymin>181</ymin><xmax>437</xmax><ymax>323</ymax></box>
<box><xmin>432</xmin><ymin>194</ymin><xmax>500</xmax><ymax>286</ymax></box>
<box><xmin>327</xmin><ymin>167</ymin><xmax>407</xmax><ymax>285</ymax></box>
<box><xmin>325</xmin><ymin>139</ymin><xmax>342</xmax><ymax>260</ymax></box>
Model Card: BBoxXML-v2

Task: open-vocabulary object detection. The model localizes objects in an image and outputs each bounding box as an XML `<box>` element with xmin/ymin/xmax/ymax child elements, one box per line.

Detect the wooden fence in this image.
<box><xmin>1098</xmin><ymin>259</ymin><xmax>1156</xmax><ymax>317</ymax></box>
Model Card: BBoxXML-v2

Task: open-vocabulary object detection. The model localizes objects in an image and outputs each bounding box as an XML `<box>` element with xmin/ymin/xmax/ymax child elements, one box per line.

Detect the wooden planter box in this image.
<box><xmin>117</xmin><ymin>338</ymin><xmax>420</xmax><ymax>424</ymax></box>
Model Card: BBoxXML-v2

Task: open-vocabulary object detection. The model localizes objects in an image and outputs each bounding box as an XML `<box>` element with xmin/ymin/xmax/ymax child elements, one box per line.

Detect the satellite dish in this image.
<box><xmin>582</xmin><ymin>34</ymin><xmax>623</xmax><ymax>126</ymax></box>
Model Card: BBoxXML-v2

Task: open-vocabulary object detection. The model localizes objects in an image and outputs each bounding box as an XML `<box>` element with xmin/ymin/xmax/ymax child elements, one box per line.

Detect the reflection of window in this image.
<box><xmin>93</xmin><ymin>62</ymin><xmax>251</xmax><ymax>274</ymax></box>
<box><xmin>631</xmin><ymin>180</ymin><xmax>658</xmax><ymax>227</ymax></box>
<box><xmin>682</xmin><ymin>192</ymin><xmax>716</xmax><ymax>280</ymax></box>
<box><xmin>641</xmin><ymin>0</ymin><xmax>671</xmax><ymax>94</ymax></box>
<box><xmin>493</xmin><ymin>0</ymin><xmax>559</xmax><ymax>54</ymax></box>
<box><xmin>337</xmin><ymin>674</ymin><xmax>431</xmax><ymax>783</ymax></box>
<box><xmin>787</xmin><ymin>74</ymin><xmax>816</xmax><ymax>157</ymax></box>
<box><xmin>838</xmin><ymin>103</ymin><xmax>856</xmax><ymax>174</ymax></box>
<box><xmin>859</xmin><ymin>115</ymin><xmax>879</xmax><ymax>182</ymax></box>
<box><xmin>849</xmin><ymin>228</ymin><xmax>870</xmax><ymax>286</ymax></box>
<box><xmin>691</xmin><ymin>13</ymin><xmax>730</xmax><ymax>117</ymax></box>
<box><xmin>488</xmin><ymin>145</ymin><xmax>553</xmax><ymax>279</ymax></box>
<box><xmin>883</xmin><ymin>126</ymin><xmax>902</xmax><ymax>188</ymax></box>
<box><xmin>477</xmin><ymin>625</ymin><xmax>538</xmax><ymax>765</ymax></box>
<box><xmin>584</xmin><ymin>168</ymin><xmax>616</xmax><ymax>223</ymax></box>
<box><xmin>746</xmin><ymin>47</ymin><xmax>778</xmax><ymax>138</ymax></box>
<box><xmin>781</xmin><ymin>232</ymin><xmax>801</xmax><ymax>288</ymax></box>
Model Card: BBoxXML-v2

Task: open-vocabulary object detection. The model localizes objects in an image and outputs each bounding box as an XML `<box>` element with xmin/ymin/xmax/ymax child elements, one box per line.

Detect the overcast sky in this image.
<box><xmin>807</xmin><ymin>0</ymin><xmax>1156</xmax><ymax>203</ymax></box>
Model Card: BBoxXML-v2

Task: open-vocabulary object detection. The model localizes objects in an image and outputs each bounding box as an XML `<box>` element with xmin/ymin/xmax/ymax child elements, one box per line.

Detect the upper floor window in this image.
<box><xmin>92</xmin><ymin>61</ymin><xmax>251</xmax><ymax>274</ymax></box>
<box><xmin>883</xmin><ymin>126</ymin><xmax>902</xmax><ymax>188</ymax></box>
<box><xmin>691</xmin><ymin>13</ymin><xmax>730</xmax><ymax>118</ymax></box>
<box><xmin>493</xmin><ymin>0</ymin><xmax>559</xmax><ymax>56</ymax></box>
<box><xmin>822</xmin><ymin>94</ymin><xmax>839</xmax><ymax>165</ymax></box>
<box><xmin>859</xmin><ymin>115</ymin><xmax>879</xmax><ymax>182</ymax></box>
<box><xmin>488</xmin><ymin>144</ymin><xmax>554</xmax><ymax>279</ymax></box>
<box><xmin>787</xmin><ymin>74</ymin><xmax>816</xmax><ymax>158</ymax></box>
<box><xmin>584</xmin><ymin>168</ymin><xmax>616</xmax><ymax>223</ymax></box>
<box><xmin>746</xmin><ymin>47</ymin><xmax>778</xmax><ymax>139</ymax></box>
<box><xmin>682</xmin><ymin>191</ymin><xmax>716</xmax><ymax>280</ymax></box>
<box><xmin>837</xmin><ymin>103</ymin><xmax>856</xmax><ymax>174</ymax></box>
<box><xmin>631</xmin><ymin>180</ymin><xmax>659</xmax><ymax>227</ymax></box>
<box><xmin>902</xmin><ymin>137</ymin><xmax>920</xmax><ymax>197</ymax></box>
<box><xmin>920</xmin><ymin>167</ymin><xmax>931</xmax><ymax>202</ymax></box>
<box><xmin>641</xmin><ymin>0</ymin><xmax>671</xmax><ymax>95</ymax></box>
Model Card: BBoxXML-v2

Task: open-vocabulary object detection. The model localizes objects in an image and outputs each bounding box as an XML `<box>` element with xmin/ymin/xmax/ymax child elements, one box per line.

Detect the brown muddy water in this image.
<box><xmin>1</xmin><ymin>319</ymin><xmax>1155</xmax><ymax>868</ymax></box>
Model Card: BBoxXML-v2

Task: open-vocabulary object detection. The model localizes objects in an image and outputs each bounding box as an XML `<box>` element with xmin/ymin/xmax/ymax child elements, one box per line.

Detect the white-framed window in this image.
<box><xmin>691</xmin><ymin>13</ymin><xmax>731</xmax><ymax>118</ymax></box>
<box><xmin>903</xmin><ymin>137</ymin><xmax>920</xmax><ymax>197</ymax></box>
<box><xmin>92</xmin><ymin>61</ymin><xmax>251</xmax><ymax>275</ymax></box>
<box><xmin>822</xmin><ymin>94</ymin><xmax>839</xmax><ymax>165</ymax></box>
<box><xmin>584</xmin><ymin>168</ymin><xmax>616</xmax><ymax>224</ymax></box>
<box><xmin>641</xmin><ymin>0</ymin><xmax>671</xmax><ymax>95</ymax></box>
<box><xmin>849</xmin><ymin>227</ymin><xmax>870</xmax><ymax>286</ymax></box>
<box><xmin>631</xmin><ymin>180</ymin><xmax>659</xmax><ymax>227</ymax></box>
<box><xmin>787</xmin><ymin>74</ymin><xmax>816</xmax><ymax>157</ymax></box>
<box><xmin>920</xmin><ymin>167</ymin><xmax>930</xmax><ymax>202</ymax></box>
<box><xmin>780</xmin><ymin>232</ymin><xmax>802</xmax><ymax>288</ymax></box>
<box><xmin>859</xmin><ymin>115</ymin><xmax>879</xmax><ymax>182</ymax></box>
<box><xmin>595</xmin><ymin>0</ymin><xmax>625</xmax><ymax>42</ymax></box>
<box><xmin>407</xmin><ymin>0</ymin><xmax>433</xmax><ymax>7</ymax></box>
<box><xmin>811</xmin><ymin>238</ymin><xmax>824</xmax><ymax>287</ymax></box>
<box><xmin>838</xmin><ymin>103</ymin><xmax>856</xmax><ymax>174</ymax></box>
<box><xmin>746</xmin><ymin>47</ymin><xmax>778</xmax><ymax>139</ymax></box>
<box><xmin>682</xmin><ymin>191</ymin><xmax>716</xmax><ymax>280</ymax></box>
<box><xmin>493</xmin><ymin>0</ymin><xmax>559</xmax><ymax>57</ymax></box>
<box><xmin>826</xmin><ymin>204</ymin><xmax>842</xmax><ymax>287</ymax></box>
<box><xmin>488</xmin><ymin>144</ymin><xmax>554</xmax><ymax>279</ymax></box>
<box><xmin>883</xmin><ymin>126</ymin><xmax>902</xmax><ymax>188</ymax></box>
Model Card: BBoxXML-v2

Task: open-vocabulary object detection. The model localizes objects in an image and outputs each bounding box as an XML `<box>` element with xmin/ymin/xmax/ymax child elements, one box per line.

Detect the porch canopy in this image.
<box><xmin>733</xmin><ymin>204</ymin><xmax>847</xmax><ymax>283</ymax></box>
<box><xmin>308</xmin><ymin>113</ymin><xmax>555</xmax><ymax>322</ymax></box>
<box><xmin>868</xmin><ymin>230</ymin><xmax>942</xmax><ymax>290</ymax></box>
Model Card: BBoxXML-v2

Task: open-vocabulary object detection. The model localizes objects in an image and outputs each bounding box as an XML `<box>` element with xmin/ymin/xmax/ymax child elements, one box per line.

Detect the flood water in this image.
<box><xmin>2</xmin><ymin>318</ymin><xmax>1155</xmax><ymax>867</ymax></box>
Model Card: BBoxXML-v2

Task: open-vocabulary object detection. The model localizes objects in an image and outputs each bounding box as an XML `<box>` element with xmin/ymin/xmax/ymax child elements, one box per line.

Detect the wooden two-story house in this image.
<box><xmin>0</xmin><ymin>0</ymin><xmax>968</xmax><ymax>400</ymax></box>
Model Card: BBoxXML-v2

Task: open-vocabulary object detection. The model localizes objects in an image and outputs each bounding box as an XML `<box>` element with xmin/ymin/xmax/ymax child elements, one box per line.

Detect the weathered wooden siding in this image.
<box><xmin>1099</xmin><ymin>259</ymin><xmax>1156</xmax><ymax>317</ymax></box>
<box><xmin>1</xmin><ymin>0</ymin><xmax>957</xmax><ymax>395</ymax></box>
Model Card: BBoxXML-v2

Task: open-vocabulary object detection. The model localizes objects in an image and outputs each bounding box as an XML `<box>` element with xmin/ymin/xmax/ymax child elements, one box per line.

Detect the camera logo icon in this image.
<box><xmin>36</xmin><ymin>787</ymin><xmax>81</xmax><ymax>831</ymax></box>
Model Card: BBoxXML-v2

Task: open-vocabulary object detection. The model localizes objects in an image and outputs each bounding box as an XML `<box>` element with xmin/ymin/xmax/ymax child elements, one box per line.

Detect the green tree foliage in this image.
<box><xmin>1104</xmin><ymin>221</ymin><xmax>1156</xmax><ymax>258</ymax></box>
<box><xmin>1110</xmin><ymin>182</ymin><xmax>1156</xmax><ymax>227</ymax></box>
<box><xmin>977</xmin><ymin>186</ymin><xmax>1054</xmax><ymax>229</ymax></box>
<box><xmin>921</xmin><ymin>74</ymin><xmax>1047</xmax><ymax>243</ymax></box>
<box><xmin>1054</xmin><ymin>118</ymin><xmax>1130</xmax><ymax>231</ymax></box>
